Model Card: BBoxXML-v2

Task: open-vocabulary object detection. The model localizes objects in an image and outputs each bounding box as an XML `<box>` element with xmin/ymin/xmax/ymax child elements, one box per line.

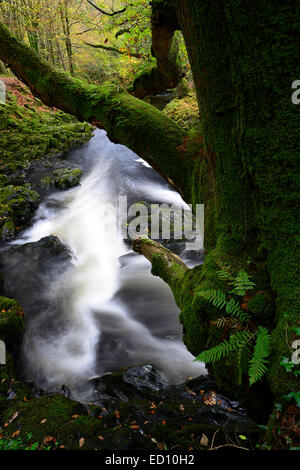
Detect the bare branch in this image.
<box><xmin>86</xmin><ymin>0</ymin><xmax>127</xmax><ymax>16</ymax></box>
<box><xmin>83</xmin><ymin>41</ymin><xmax>142</xmax><ymax>59</ymax></box>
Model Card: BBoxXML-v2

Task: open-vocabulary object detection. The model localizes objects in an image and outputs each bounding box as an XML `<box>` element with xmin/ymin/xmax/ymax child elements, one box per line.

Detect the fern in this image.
<box><xmin>225</xmin><ymin>297</ymin><xmax>251</xmax><ymax>321</ymax></box>
<box><xmin>230</xmin><ymin>270</ymin><xmax>256</xmax><ymax>296</ymax></box>
<box><xmin>197</xmin><ymin>289</ymin><xmax>227</xmax><ymax>310</ymax></box>
<box><xmin>197</xmin><ymin>289</ymin><xmax>250</xmax><ymax>322</ymax></box>
<box><xmin>248</xmin><ymin>327</ymin><xmax>271</xmax><ymax>385</ymax></box>
<box><xmin>195</xmin><ymin>330</ymin><xmax>253</xmax><ymax>363</ymax></box>
<box><xmin>210</xmin><ymin>317</ymin><xmax>241</xmax><ymax>330</ymax></box>
<box><xmin>217</xmin><ymin>263</ymin><xmax>235</xmax><ymax>283</ymax></box>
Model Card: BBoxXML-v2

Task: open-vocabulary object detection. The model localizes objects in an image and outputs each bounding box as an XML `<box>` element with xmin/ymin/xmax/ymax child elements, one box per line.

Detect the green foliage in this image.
<box><xmin>230</xmin><ymin>270</ymin><xmax>256</xmax><ymax>296</ymax></box>
<box><xmin>195</xmin><ymin>330</ymin><xmax>253</xmax><ymax>363</ymax></box>
<box><xmin>195</xmin><ymin>269</ymin><xmax>271</xmax><ymax>386</ymax></box>
<box><xmin>197</xmin><ymin>289</ymin><xmax>250</xmax><ymax>322</ymax></box>
<box><xmin>248</xmin><ymin>327</ymin><xmax>271</xmax><ymax>385</ymax></box>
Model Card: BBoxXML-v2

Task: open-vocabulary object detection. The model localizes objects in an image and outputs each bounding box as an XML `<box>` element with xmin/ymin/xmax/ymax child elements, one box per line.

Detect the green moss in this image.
<box><xmin>0</xmin><ymin>296</ymin><xmax>24</xmax><ymax>352</ymax></box>
<box><xmin>163</xmin><ymin>93</ymin><xmax>199</xmax><ymax>129</ymax></box>
<box><xmin>0</xmin><ymin>185</ymin><xmax>40</xmax><ymax>239</ymax></box>
<box><xmin>53</xmin><ymin>168</ymin><xmax>83</xmax><ymax>190</ymax></box>
<box><xmin>0</xmin><ymin>90</ymin><xmax>93</xmax><ymax>174</ymax></box>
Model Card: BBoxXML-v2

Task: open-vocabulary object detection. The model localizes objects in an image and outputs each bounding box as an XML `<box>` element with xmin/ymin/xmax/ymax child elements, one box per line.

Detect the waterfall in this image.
<box><xmin>13</xmin><ymin>130</ymin><xmax>206</xmax><ymax>400</ymax></box>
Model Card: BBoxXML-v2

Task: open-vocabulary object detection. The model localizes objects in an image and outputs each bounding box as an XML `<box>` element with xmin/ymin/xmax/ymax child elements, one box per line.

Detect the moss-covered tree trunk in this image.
<box><xmin>171</xmin><ymin>0</ymin><xmax>299</xmax><ymax>441</ymax></box>
<box><xmin>133</xmin><ymin>0</ymin><xmax>184</xmax><ymax>98</ymax></box>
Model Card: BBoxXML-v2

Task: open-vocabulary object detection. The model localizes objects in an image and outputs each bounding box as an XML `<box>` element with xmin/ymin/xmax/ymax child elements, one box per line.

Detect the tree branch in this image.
<box><xmin>132</xmin><ymin>237</ymin><xmax>189</xmax><ymax>288</ymax></box>
<box><xmin>83</xmin><ymin>41</ymin><xmax>142</xmax><ymax>59</ymax></box>
<box><xmin>0</xmin><ymin>22</ymin><xmax>191</xmax><ymax>198</ymax></box>
<box><xmin>86</xmin><ymin>0</ymin><xmax>127</xmax><ymax>16</ymax></box>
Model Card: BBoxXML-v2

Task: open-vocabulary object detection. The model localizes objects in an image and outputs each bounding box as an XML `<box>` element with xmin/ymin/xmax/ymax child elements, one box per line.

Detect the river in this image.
<box><xmin>11</xmin><ymin>130</ymin><xmax>206</xmax><ymax>402</ymax></box>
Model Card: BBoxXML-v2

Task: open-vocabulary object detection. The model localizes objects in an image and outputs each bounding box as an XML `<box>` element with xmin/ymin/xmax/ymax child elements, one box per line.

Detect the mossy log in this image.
<box><xmin>0</xmin><ymin>22</ymin><xmax>191</xmax><ymax>197</ymax></box>
<box><xmin>132</xmin><ymin>237</ymin><xmax>188</xmax><ymax>289</ymax></box>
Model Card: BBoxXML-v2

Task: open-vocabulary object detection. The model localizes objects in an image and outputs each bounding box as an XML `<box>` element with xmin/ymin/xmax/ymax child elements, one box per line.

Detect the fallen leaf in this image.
<box><xmin>186</xmin><ymin>388</ymin><xmax>197</xmax><ymax>396</ymax></box>
<box><xmin>12</xmin><ymin>430</ymin><xmax>20</xmax><ymax>438</ymax></box>
<box><xmin>131</xmin><ymin>425</ymin><xmax>139</xmax><ymax>430</ymax></box>
<box><xmin>179</xmin><ymin>404</ymin><xmax>185</xmax><ymax>411</ymax></box>
<box><xmin>79</xmin><ymin>437</ymin><xmax>85</xmax><ymax>447</ymax></box>
<box><xmin>43</xmin><ymin>436</ymin><xmax>53</xmax><ymax>444</ymax></box>
<box><xmin>157</xmin><ymin>442</ymin><xmax>165</xmax><ymax>450</ymax></box>
<box><xmin>40</xmin><ymin>419</ymin><xmax>47</xmax><ymax>424</ymax></box>
<box><xmin>72</xmin><ymin>414</ymin><xmax>79</xmax><ymax>419</ymax></box>
<box><xmin>8</xmin><ymin>411</ymin><xmax>19</xmax><ymax>424</ymax></box>
<box><xmin>115</xmin><ymin>410</ymin><xmax>120</xmax><ymax>419</ymax></box>
<box><xmin>98</xmin><ymin>435</ymin><xmax>104</xmax><ymax>440</ymax></box>
<box><xmin>200</xmin><ymin>434</ymin><xmax>209</xmax><ymax>447</ymax></box>
<box><xmin>162</xmin><ymin>420</ymin><xmax>166</xmax><ymax>426</ymax></box>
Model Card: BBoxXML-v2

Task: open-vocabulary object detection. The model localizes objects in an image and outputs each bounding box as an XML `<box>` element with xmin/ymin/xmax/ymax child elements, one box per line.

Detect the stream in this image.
<box><xmin>8</xmin><ymin>130</ymin><xmax>206</xmax><ymax>402</ymax></box>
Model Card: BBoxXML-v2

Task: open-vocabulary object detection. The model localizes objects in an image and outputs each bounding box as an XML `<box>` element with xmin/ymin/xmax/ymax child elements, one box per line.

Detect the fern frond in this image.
<box><xmin>211</xmin><ymin>316</ymin><xmax>242</xmax><ymax>330</ymax></box>
<box><xmin>217</xmin><ymin>263</ymin><xmax>235</xmax><ymax>283</ymax></box>
<box><xmin>225</xmin><ymin>297</ymin><xmax>251</xmax><ymax>322</ymax></box>
<box><xmin>197</xmin><ymin>289</ymin><xmax>227</xmax><ymax>310</ymax></box>
<box><xmin>197</xmin><ymin>289</ymin><xmax>251</xmax><ymax>322</ymax></box>
<box><xmin>210</xmin><ymin>317</ymin><xmax>227</xmax><ymax>329</ymax></box>
<box><xmin>230</xmin><ymin>270</ymin><xmax>256</xmax><ymax>296</ymax></box>
<box><xmin>248</xmin><ymin>327</ymin><xmax>271</xmax><ymax>385</ymax></box>
<box><xmin>195</xmin><ymin>330</ymin><xmax>253</xmax><ymax>363</ymax></box>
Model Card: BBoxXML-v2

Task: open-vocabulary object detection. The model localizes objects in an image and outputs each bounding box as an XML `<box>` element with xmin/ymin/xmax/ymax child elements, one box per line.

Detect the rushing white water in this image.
<box><xmin>14</xmin><ymin>130</ymin><xmax>206</xmax><ymax>399</ymax></box>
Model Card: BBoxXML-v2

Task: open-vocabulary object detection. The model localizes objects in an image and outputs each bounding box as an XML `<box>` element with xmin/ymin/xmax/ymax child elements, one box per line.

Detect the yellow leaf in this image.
<box><xmin>79</xmin><ymin>437</ymin><xmax>85</xmax><ymax>448</ymax></box>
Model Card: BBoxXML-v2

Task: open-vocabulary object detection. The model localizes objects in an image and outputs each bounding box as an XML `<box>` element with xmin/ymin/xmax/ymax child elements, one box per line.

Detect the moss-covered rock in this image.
<box><xmin>0</xmin><ymin>185</ymin><xmax>40</xmax><ymax>240</ymax></box>
<box><xmin>0</xmin><ymin>87</ymin><xmax>93</xmax><ymax>175</ymax></box>
<box><xmin>0</xmin><ymin>296</ymin><xmax>24</xmax><ymax>354</ymax></box>
<box><xmin>53</xmin><ymin>168</ymin><xmax>83</xmax><ymax>190</ymax></box>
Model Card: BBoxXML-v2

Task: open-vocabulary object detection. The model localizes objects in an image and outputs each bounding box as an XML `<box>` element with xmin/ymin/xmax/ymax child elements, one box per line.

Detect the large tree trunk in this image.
<box><xmin>133</xmin><ymin>0</ymin><xmax>184</xmax><ymax>98</ymax></box>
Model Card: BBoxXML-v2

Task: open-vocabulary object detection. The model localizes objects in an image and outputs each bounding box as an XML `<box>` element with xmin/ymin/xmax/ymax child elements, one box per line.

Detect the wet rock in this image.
<box><xmin>53</xmin><ymin>167</ymin><xmax>82</xmax><ymax>190</ymax></box>
<box><xmin>123</xmin><ymin>365</ymin><xmax>168</xmax><ymax>392</ymax></box>
<box><xmin>0</xmin><ymin>236</ymin><xmax>71</xmax><ymax>316</ymax></box>
<box><xmin>38</xmin><ymin>176</ymin><xmax>54</xmax><ymax>193</ymax></box>
<box><xmin>88</xmin><ymin>365</ymin><xmax>259</xmax><ymax>448</ymax></box>
<box><xmin>90</xmin><ymin>365</ymin><xmax>168</xmax><ymax>408</ymax></box>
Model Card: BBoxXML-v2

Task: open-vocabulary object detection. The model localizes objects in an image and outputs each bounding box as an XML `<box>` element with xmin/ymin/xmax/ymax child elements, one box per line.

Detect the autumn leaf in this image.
<box><xmin>200</xmin><ymin>434</ymin><xmax>209</xmax><ymax>447</ymax></box>
<box><xmin>131</xmin><ymin>425</ymin><xmax>139</xmax><ymax>430</ymax></box>
<box><xmin>115</xmin><ymin>410</ymin><xmax>120</xmax><ymax>419</ymax></box>
<box><xmin>12</xmin><ymin>430</ymin><xmax>20</xmax><ymax>438</ymax></box>
<box><xmin>186</xmin><ymin>388</ymin><xmax>197</xmax><ymax>396</ymax></box>
<box><xmin>179</xmin><ymin>404</ymin><xmax>185</xmax><ymax>411</ymax></box>
<box><xmin>40</xmin><ymin>419</ymin><xmax>47</xmax><ymax>424</ymax></box>
<box><xmin>43</xmin><ymin>436</ymin><xmax>53</xmax><ymax>444</ymax></box>
<box><xmin>79</xmin><ymin>437</ymin><xmax>85</xmax><ymax>447</ymax></box>
<box><xmin>8</xmin><ymin>411</ymin><xmax>19</xmax><ymax>424</ymax></box>
<box><xmin>72</xmin><ymin>414</ymin><xmax>79</xmax><ymax>419</ymax></box>
<box><xmin>98</xmin><ymin>435</ymin><xmax>104</xmax><ymax>440</ymax></box>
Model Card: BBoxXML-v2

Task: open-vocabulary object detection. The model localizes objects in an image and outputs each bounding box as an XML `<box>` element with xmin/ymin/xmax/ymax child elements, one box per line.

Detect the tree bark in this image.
<box><xmin>133</xmin><ymin>0</ymin><xmax>183</xmax><ymax>98</ymax></box>
<box><xmin>132</xmin><ymin>237</ymin><xmax>188</xmax><ymax>289</ymax></box>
